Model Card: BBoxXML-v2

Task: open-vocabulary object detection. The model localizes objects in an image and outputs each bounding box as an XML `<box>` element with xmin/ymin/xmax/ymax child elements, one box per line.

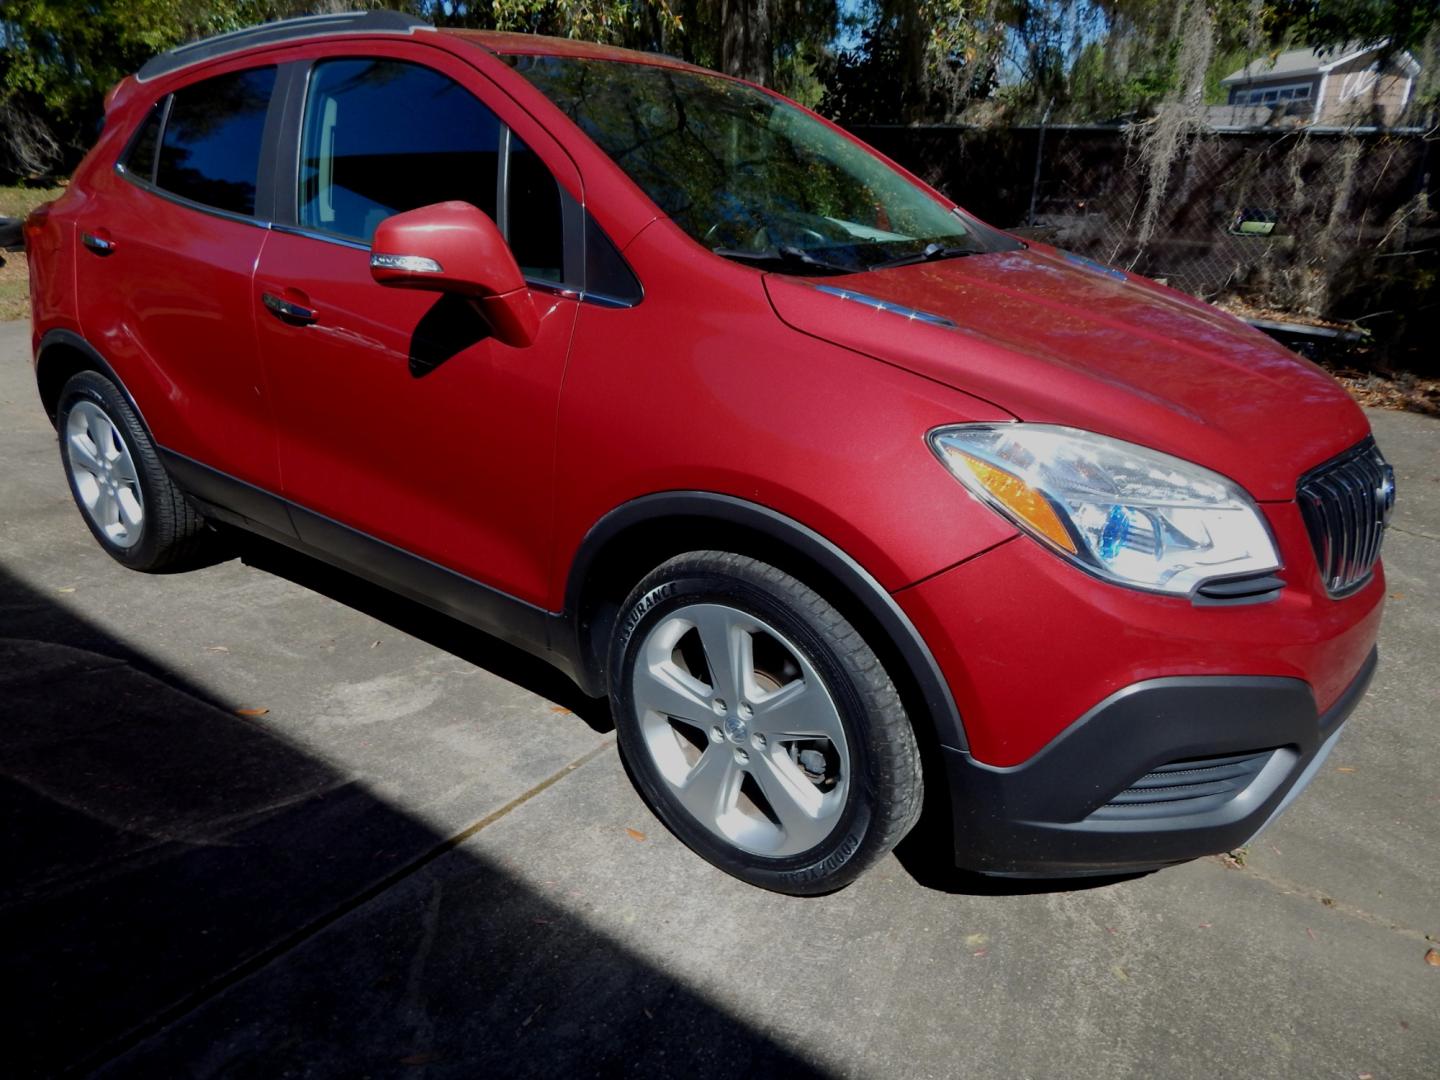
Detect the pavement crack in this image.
<box><xmin>1</xmin><ymin>779</ymin><xmax>360</xmax><ymax>910</ymax></box>
<box><xmin>1388</xmin><ymin>524</ymin><xmax>1440</xmax><ymax>545</ymax></box>
<box><xmin>1211</xmin><ymin>856</ymin><xmax>1432</xmax><ymax>943</ymax></box>
<box><xmin>73</xmin><ymin>736</ymin><xmax>616</xmax><ymax>1077</ymax></box>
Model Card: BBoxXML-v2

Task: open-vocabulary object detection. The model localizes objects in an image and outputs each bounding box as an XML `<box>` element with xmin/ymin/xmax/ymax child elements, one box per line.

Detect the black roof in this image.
<box><xmin>136</xmin><ymin>11</ymin><xmax>431</xmax><ymax>82</ymax></box>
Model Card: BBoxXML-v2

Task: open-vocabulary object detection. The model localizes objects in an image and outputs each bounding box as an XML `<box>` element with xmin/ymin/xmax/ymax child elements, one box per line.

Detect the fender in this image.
<box><xmin>35</xmin><ymin>329</ymin><xmax>153</xmax><ymax>430</ymax></box>
<box><xmin>564</xmin><ymin>491</ymin><xmax>970</xmax><ymax>751</ymax></box>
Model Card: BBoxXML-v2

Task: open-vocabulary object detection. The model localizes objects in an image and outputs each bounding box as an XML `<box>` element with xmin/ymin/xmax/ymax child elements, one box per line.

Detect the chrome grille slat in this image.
<box><xmin>1297</xmin><ymin>438</ymin><xmax>1394</xmax><ymax>598</ymax></box>
<box><xmin>1363</xmin><ymin>452</ymin><xmax>1386</xmax><ymax>570</ymax></box>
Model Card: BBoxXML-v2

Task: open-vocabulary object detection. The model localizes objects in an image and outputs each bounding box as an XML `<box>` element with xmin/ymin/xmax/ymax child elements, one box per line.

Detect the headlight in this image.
<box><xmin>928</xmin><ymin>424</ymin><xmax>1280</xmax><ymax>595</ymax></box>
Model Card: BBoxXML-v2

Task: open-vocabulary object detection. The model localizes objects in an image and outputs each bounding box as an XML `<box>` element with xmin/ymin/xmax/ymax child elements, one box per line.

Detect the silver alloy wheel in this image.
<box><xmin>631</xmin><ymin>602</ymin><xmax>850</xmax><ymax>857</ymax></box>
<box><xmin>66</xmin><ymin>400</ymin><xmax>144</xmax><ymax>549</ymax></box>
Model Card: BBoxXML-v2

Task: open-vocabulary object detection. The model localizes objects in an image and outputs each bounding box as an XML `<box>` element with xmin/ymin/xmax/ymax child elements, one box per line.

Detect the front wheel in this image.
<box><xmin>610</xmin><ymin>552</ymin><xmax>923</xmax><ymax>894</ymax></box>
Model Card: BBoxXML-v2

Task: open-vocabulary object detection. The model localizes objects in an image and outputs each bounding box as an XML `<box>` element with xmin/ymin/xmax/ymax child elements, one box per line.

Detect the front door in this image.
<box><xmin>254</xmin><ymin>51</ymin><xmax>582</xmax><ymax>607</ymax></box>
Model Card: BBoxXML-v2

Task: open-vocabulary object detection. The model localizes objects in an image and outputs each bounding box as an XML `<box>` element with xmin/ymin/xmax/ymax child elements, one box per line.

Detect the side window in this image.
<box><xmin>155</xmin><ymin>67</ymin><xmax>277</xmax><ymax>216</ymax></box>
<box><xmin>507</xmin><ymin>134</ymin><xmax>563</xmax><ymax>281</ymax></box>
<box><xmin>300</xmin><ymin>59</ymin><xmax>501</xmax><ymax>243</ymax></box>
<box><xmin>585</xmin><ymin>214</ymin><xmax>643</xmax><ymax>304</ymax></box>
<box><xmin>121</xmin><ymin>101</ymin><xmax>165</xmax><ymax>184</ymax></box>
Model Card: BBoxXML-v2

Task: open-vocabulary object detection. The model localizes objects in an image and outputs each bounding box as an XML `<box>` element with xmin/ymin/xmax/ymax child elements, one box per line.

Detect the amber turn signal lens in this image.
<box><xmin>958</xmin><ymin>455</ymin><xmax>1078</xmax><ymax>554</ymax></box>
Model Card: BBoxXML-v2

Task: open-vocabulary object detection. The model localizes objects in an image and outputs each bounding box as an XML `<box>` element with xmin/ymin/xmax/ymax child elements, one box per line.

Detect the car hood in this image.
<box><xmin>762</xmin><ymin>243</ymin><xmax>1370</xmax><ymax>501</ymax></box>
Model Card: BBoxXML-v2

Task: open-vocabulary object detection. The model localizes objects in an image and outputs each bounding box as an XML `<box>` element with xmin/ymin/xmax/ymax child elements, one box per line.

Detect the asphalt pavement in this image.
<box><xmin>2</xmin><ymin>318</ymin><xmax>1437</xmax><ymax>1078</ymax></box>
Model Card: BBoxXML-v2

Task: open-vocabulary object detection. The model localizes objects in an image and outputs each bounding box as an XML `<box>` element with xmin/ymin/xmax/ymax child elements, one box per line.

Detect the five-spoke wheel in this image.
<box><xmin>65</xmin><ymin>399</ymin><xmax>145</xmax><ymax>549</ymax></box>
<box><xmin>56</xmin><ymin>370</ymin><xmax>215</xmax><ymax>572</ymax></box>
<box><xmin>633</xmin><ymin>602</ymin><xmax>850</xmax><ymax>857</ymax></box>
<box><xmin>612</xmin><ymin>551</ymin><xmax>923</xmax><ymax>894</ymax></box>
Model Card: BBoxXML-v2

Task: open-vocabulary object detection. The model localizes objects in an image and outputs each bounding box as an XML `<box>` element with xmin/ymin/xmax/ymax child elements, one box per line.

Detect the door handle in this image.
<box><xmin>262</xmin><ymin>291</ymin><xmax>317</xmax><ymax>325</ymax></box>
<box><xmin>81</xmin><ymin>231</ymin><xmax>116</xmax><ymax>256</ymax></box>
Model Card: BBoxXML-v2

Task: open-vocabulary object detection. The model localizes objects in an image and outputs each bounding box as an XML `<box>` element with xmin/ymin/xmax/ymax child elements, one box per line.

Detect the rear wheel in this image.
<box><xmin>610</xmin><ymin>551</ymin><xmax>923</xmax><ymax>894</ymax></box>
<box><xmin>57</xmin><ymin>370</ymin><xmax>214</xmax><ymax>572</ymax></box>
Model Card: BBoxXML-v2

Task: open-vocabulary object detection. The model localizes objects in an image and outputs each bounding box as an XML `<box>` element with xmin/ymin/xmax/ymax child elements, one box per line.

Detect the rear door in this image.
<box><xmin>253</xmin><ymin>46</ymin><xmax>585</xmax><ymax>605</ymax></box>
<box><xmin>72</xmin><ymin>63</ymin><xmax>285</xmax><ymax>502</ymax></box>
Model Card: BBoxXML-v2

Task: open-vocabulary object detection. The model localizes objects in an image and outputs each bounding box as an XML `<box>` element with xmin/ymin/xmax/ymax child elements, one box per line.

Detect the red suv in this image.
<box><xmin>26</xmin><ymin>12</ymin><xmax>1393</xmax><ymax>894</ymax></box>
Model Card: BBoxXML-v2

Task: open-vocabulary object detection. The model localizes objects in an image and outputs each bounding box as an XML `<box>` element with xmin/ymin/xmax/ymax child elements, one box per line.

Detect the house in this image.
<box><xmin>1219</xmin><ymin>42</ymin><xmax>1421</xmax><ymax>126</ymax></box>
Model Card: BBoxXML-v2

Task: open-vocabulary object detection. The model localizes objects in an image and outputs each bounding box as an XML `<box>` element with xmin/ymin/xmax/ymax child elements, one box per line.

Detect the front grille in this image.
<box><xmin>1088</xmin><ymin>750</ymin><xmax>1275</xmax><ymax>821</ymax></box>
<box><xmin>1297</xmin><ymin>438</ymin><xmax>1395</xmax><ymax>598</ymax></box>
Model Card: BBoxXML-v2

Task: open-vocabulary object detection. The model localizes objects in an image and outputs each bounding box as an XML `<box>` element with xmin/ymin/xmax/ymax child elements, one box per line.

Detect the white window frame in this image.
<box><xmin>1239</xmin><ymin>81</ymin><xmax>1314</xmax><ymax>105</ymax></box>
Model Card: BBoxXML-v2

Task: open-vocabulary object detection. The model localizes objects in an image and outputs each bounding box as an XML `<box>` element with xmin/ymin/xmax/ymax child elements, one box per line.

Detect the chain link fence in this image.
<box><xmin>855</xmin><ymin>123</ymin><xmax>1438</xmax><ymax>368</ymax></box>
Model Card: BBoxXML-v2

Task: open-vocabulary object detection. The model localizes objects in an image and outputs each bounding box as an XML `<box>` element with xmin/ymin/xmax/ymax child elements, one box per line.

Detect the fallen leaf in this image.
<box><xmin>1110</xmin><ymin>964</ymin><xmax>1129</xmax><ymax>981</ymax></box>
<box><xmin>1198</xmin><ymin>922</ymin><xmax>1212</xmax><ymax>929</ymax></box>
<box><xmin>963</xmin><ymin>932</ymin><xmax>989</xmax><ymax>948</ymax></box>
<box><xmin>370</xmin><ymin>640</ymin><xmax>381</xmax><ymax>649</ymax></box>
<box><xmin>625</xmin><ymin>827</ymin><xmax>647</xmax><ymax>842</ymax></box>
<box><xmin>550</xmin><ymin>706</ymin><xmax>572</xmax><ymax>714</ymax></box>
<box><xmin>235</xmin><ymin>707</ymin><xmax>269</xmax><ymax>717</ymax></box>
<box><xmin>1425</xmin><ymin>948</ymin><xmax>1440</xmax><ymax>967</ymax></box>
<box><xmin>1336</xmin><ymin>766</ymin><xmax>1357</xmax><ymax>773</ymax></box>
<box><xmin>1389</xmin><ymin>592</ymin><xmax>1404</xmax><ymax>600</ymax></box>
<box><xmin>972</xmin><ymin>948</ymin><xmax>989</xmax><ymax>958</ymax></box>
<box><xmin>204</xmin><ymin>645</ymin><xmax>229</xmax><ymax>653</ymax></box>
<box><xmin>57</xmin><ymin>586</ymin><xmax>76</xmax><ymax>594</ymax></box>
<box><xmin>1321</xmin><ymin>897</ymin><xmax>1336</xmax><ymax>907</ymax></box>
<box><xmin>1358</xmin><ymin>1072</ymin><xmax>1375</xmax><ymax>1080</ymax></box>
<box><xmin>1305</xmin><ymin>927</ymin><xmax>1317</xmax><ymax>941</ymax></box>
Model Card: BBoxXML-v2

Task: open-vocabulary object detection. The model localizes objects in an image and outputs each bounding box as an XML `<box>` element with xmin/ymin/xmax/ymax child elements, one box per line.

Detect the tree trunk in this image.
<box><xmin>720</xmin><ymin>0</ymin><xmax>773</xmax><ymax>85</ymax></box>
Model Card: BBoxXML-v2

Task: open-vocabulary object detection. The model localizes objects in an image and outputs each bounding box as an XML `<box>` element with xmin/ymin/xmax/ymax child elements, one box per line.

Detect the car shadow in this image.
<box><xmin>232</xmin><ymin>532</ymin><xmax>613</xmax><ymax>734</ymax></box>
<box><xmin>0</xmin><ymin>564</ymin><xmax>824</xmax><ymax>1078</ymax></box>
<box><xmin>408</xmin><ymin>293</ymin><xmax>494</xmax><ymax>378</ymax></box>
<box><xmin>230</xmin><ymin>528</ymin><xmax>1129</xmax><ymax>898</ymax></box>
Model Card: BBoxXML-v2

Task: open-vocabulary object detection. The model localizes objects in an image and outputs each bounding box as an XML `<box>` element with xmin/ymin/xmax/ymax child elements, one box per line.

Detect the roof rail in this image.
<box><xmin>136</xmin><ymin>11</ymin><xmax>432</xmax><ymax>82</ymax></box>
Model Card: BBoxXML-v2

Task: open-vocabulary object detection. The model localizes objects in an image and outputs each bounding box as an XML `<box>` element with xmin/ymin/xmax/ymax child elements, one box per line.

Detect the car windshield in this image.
<box><xmin>510</xmin><ymin>55</ymin><xmax>1017</xmax><ymax>274</ymax></box>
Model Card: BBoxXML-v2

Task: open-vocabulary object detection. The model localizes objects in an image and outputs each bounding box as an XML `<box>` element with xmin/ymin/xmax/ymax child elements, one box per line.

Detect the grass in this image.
<box><xmin>1</xmin><ymin>184</ymin><xmax>64</xmax><ymax>322</ymax></box>
<box><xmin>0</xmin><ymin>183</ymin><xmax>62</xmax><ymax>218</ymax></box>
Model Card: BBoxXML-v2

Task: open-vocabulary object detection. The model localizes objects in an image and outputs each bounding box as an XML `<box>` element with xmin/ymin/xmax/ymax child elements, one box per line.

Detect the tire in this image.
<box><xmin>610</xmin><ymin>551</ymin><xmax>923</xmax><ymax>895</ymax></box>
<box><xmin>56</xmin><ymin>370</ymin><xmax>214</xmax><ymax>572</ymax></box>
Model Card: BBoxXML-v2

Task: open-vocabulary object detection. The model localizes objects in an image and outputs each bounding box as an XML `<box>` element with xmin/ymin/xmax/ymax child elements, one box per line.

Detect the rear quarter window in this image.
<box><xmin>155</xmin><ymin>66</ymin><xmax>277</xmax><ymax>216</ymax></box>
<box><xmin>120</xmin><ymin>102</ymin><xmax>164</xmax><ymax>184</ymax></box>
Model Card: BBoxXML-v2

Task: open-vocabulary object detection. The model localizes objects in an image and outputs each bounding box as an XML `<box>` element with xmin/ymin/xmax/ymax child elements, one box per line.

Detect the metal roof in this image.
<box><xmin>1221</xmin><ymin>42</ymin><xmax>1419</xmax><ymax>85</ymax></box>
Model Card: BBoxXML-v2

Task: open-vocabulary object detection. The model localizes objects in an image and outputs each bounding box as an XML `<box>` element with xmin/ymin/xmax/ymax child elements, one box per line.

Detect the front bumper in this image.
<box><xmin>944</xmin><ymin>648</ymin><xmax>1376</xmax><ymax>876</ymax></box>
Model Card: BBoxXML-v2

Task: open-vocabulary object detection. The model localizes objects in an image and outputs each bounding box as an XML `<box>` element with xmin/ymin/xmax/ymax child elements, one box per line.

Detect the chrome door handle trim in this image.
<box><xmin>262</xmin><ymin>292</ymin><xmax>317</xmax><ymax>325</ymax></box>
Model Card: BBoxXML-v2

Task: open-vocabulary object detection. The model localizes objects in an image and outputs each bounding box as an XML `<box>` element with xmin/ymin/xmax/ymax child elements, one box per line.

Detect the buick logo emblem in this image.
<box><xmin>724</xmin><ymin>714</ymin><xmax>748</xmax><ymax>742</ymax></box>
<box><xmin>1377</xmin><ymin>465</ymin><xmax>1396</xmax><ymax>525</ymax></box>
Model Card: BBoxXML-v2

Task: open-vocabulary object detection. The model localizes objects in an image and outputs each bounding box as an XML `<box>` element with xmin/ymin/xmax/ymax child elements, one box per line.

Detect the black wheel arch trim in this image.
<box><xmin>36</xmin><ymin>329</ymin><xmax>154</xmax><ymax>431</ymax></box>
<box><xmin>564</xmin><ymin>491</ymin><xmax>970</xmax><ymax>751</ymax></box>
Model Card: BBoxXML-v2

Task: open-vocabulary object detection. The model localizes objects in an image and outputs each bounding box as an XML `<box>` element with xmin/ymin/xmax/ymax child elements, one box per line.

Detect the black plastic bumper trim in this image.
<box><xmin>946</xmin><ymin>648</ymin><xmax>1378</xmax><ymax>875</ymax></box>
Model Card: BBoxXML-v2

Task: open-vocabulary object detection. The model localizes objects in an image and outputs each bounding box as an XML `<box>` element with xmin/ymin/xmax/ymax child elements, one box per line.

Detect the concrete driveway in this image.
<box><xmin>2</xmin><ymin>318</ymin><xmax>1437</xmax><ymax>1078</ymax></box>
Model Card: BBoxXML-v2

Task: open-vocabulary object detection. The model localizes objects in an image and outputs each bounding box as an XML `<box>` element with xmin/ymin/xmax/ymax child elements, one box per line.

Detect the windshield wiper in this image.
<box><xmin>867</xmin><ymin>242</ymin><xmax>983</xmax><ymax>271</ymax></box>
<box><xmin>711</xmin><ymin>244</ymin><xmax>857</xmax><ymax>276</ymax></box>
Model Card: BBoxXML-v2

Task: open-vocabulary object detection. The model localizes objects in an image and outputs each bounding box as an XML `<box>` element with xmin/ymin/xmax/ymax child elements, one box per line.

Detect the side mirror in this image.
<box><xmin>370</xmin><ymin>201</ymin><xmax>539</xmax><ymax>348</ymax></box>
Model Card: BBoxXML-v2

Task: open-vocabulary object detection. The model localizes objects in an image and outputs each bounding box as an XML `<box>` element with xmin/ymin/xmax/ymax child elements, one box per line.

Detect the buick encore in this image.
<box><xmin>25</xmin><ymin>12</ymin><xmax>1393</xmax><ymax>893</ymax></box>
